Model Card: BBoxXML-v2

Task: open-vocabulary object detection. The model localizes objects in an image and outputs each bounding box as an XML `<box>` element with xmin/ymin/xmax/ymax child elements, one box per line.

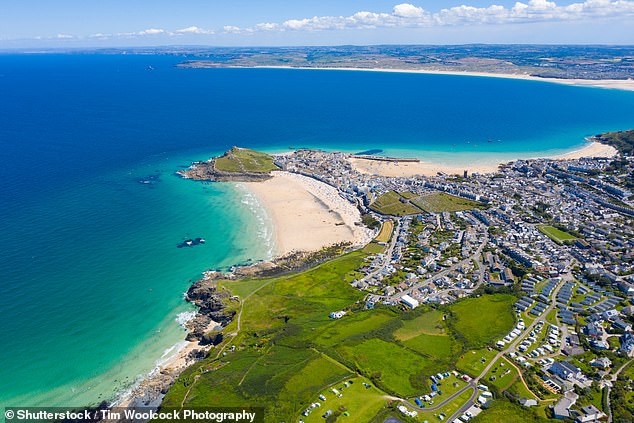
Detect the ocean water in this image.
<box><xmin>1</xmin><ymin>54</ymin><xmax>634</xmax><ymax>408</ymax></box>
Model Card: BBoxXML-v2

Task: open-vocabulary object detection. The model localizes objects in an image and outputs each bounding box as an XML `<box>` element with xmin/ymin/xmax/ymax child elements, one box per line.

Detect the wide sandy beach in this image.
<box><xmin>243</xmin><ymin>171</ymin><xmax>373</xmax><ymax>257</ymax></box>
<box><xmin>257</xmin><ymin>66</ymin><xmax>634</xmax><ymax>92</ymax></box>
<box><xmin>349</xmin><ymin>141</ymin><xmax>618</xmax><ymax>178</ymax></box>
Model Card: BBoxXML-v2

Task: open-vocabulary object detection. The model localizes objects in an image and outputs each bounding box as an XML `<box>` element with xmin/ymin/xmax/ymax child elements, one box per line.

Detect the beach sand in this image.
<box><xmin>349</xmin><ymin>141</ymin><xmax>618</xmax><ymax>178</ymax></box>
<box><xmin>257</xmin><ymin>66</ymin><xmax>634</xmax><ymax>92</ymax></box>
<box><xmin>243</xmin><ymin>171</ymin><xmax>373</xmax><ymax>257</ymax></box>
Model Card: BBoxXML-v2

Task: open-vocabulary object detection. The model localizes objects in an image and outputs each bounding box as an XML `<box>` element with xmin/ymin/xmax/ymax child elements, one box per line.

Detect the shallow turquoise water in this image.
<box><xmin>1</xmin><ymin>54</ymin><xmax>633</xmax><ymax>408</ymax></box>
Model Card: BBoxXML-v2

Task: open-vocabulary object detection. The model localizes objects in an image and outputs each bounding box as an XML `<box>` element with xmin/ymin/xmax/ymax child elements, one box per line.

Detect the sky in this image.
<box><xmin>1</xmin><ymin>0</ymin><xmax>634</xmax><ymax>48</ymax></box>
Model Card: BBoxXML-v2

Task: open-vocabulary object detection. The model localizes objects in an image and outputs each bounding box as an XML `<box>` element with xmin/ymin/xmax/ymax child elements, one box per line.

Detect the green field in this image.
<box><xmin>363</xmin><ymin>242</ymin><xmax>386</xmax><ymax>254</ymax></box>
<box><xmin>395</xmin><ymin>310</ymin><xmax>447</xmax><ymax>340</ymax></box>
<box><xmin>484</xmin><ymin>357</ymin><xmax>519</xmax><ymax>391</ymax></box>
<box><xmin>537</xmin><ymin>225</ymin><xmax>577</xmax><ymax>244</ymax></box>
<box><xmin>403</xmin><ymin>333</ymin><xmax>456</xmax><ymax>360</ymax></box>
<box><xmin>414</xmin><ymin>387</ymin><xmax>474</xmax><ymax>422</ymax></box>
<box><xmin>337</xmin><ymin>338</ymin><xmax>441</xmax><ymax>397</ymax></box>
<box><xmin>396</xmin><ymin>310</ymin><xmax>457</xmax><ymax>358</ymax></box>
<box><xmin>370</xmin><ymin>191</ymin><xmax>423</xmax><ymax>216</ymax></box>
<box><xmin>214</xmin><ymin>147</ymin><xmax>279</xmax><ymax>173</ymax></box>
<box><xmin>314</xmin><ymin>310</ymin><xmax>395</xmax><ymax>347</ymax></box>
<box><xmin>301</xmin><ymin>377</ymin><xmax>388</xmax><ymax>423</ymax></box>
<box><xmin>471</xmin><ymin>400</ymin><xmax>549</xmax><ymax>423</ymax></box>
<box><xmin>456</xmin><ymin>348</ymin><xmax>499</xmax><ymax>377</ymax></box>
<box><xmin>411</xmin><ymin>192</ymin><xmax>483</xmax><ymax>213</ymax></box>
<box><xmin>375</xmin><ymin>220</ymin><xmax>394</xmax><ymax>243</ymax></box>
<box><xmin>448</xmin><ymin>294</ymin><xmax>516</xmax><ymax>348</ymax></box>
<box><xmin>162</xmin><ymin>246</ymin><xmax>524</xmax><ymax>422</ymax></box>
<box><xmin>370</xmin><ymin>191</ymin><xmax>484</xmax><ymax>216</ymax></box>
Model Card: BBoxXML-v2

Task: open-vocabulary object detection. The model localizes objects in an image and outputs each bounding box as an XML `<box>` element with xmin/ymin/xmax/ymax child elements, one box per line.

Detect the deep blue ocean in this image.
<box><xmin>1</xmin><ymin>54</ymin><xmax>634</xmax><ymax>407</ymax></box>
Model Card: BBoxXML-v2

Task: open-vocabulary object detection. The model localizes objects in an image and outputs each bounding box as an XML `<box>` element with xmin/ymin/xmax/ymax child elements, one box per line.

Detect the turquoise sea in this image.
<box><xmin>1</xmin><ymin>54</ymin><xmax>634</xmax><ymax>408</ymax></box>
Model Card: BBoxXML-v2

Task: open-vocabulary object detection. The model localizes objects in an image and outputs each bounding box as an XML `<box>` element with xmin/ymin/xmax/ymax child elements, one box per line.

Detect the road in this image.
<box><xmin>390</xmin><ymin>229</ymin><xmax>489</xmax><ymax>302</ymax></box>
<box><xmin>446</xmin><ymin>276</ymin><xmax>568</xmax><ymax>422</ymax></box>
<box><xmin>358</xmin><ymin>219</ymin><xmax>401</xmax><ymax>285</ymax></box>
<box><xmin>605</xmin><ymin>358</ymin><xmax>633</xmax><ymax>423</ymax></box>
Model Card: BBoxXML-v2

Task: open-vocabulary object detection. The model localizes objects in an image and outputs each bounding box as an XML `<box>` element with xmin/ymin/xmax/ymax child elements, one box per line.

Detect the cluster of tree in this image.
<box><xmin>361</xmin><ymin>213</ymin><xmax>381</xmax><ymax>230</ymax></box>
<box><xmin>611</xmin><ymin>371</ymin><xmax>634</xmax><ymax>423</ymax></box>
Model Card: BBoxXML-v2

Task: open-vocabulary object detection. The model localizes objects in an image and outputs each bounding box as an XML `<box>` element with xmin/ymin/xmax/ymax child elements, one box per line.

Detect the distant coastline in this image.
<box><xmin>181</xmin><ymin>62</ymin><xmax>634</xmax><ymax>92</ymax></box>
<box><xmin>255</xmin><ymin>66</ymin><xmax>634</xmax><ymax>92</ymax></box>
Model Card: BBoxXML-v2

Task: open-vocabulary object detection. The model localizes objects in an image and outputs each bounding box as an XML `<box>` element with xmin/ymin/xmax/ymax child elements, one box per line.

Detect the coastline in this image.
<box><xmin>253</xmin><ymin>65</ymin><xmax>634</xmax><ymax>92</ymax></box>
<box><xmin>114</xmin><ymin>316</ymin><xmax>219</xmax><ymax>409</ymax></box>
<box><xmin>349</xmin><ymin>141</ymin><xmax>618</xmax><ymax>177</ymax></box>
<box><xmin>242</xmin><ymin>171</ymin><xmax>373</xmax><ymax>257</ymax></box>
<box><xmin>109</xmin><ymin>139</ymin><xmax>617</xmax><ymax>409</ymax></box>
<box><xmin>113</xmin><ymin>171</ymin><xmax>374</xmax><ymax>409</ymax></box>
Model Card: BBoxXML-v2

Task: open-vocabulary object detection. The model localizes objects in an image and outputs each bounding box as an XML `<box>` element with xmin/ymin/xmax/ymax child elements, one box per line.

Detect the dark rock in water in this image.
<box><xmin>354</xmin><ymin>149</ymin><xmax>383</xmax><ymax>156</ymax></box>
<box><xmin>177</xmin><ymin>237</ymin><xmax>206</xmax><ymax>248</ymax></box>
<box><xmin>138</xmin><ymin>173</ymin><xmax>161</xmax><ymax>186</ymax></box>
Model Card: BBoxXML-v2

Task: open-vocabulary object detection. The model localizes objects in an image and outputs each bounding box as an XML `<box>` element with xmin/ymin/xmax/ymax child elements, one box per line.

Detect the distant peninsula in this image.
<box><xmin>173</xmin><ymin>44</ymin><xmax>634</xmax><ymax>83</ymax></box>
<box><xmin>178</xmin><ymin>146</ymin><xmax>279</xmax><ymax>182</ymax></box>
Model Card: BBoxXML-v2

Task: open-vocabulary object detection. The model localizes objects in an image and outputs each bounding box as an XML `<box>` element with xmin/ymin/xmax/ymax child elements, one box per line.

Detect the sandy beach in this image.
<box><xmin>243</xmin><ymin>171</ymin><xmax>373</xmax><ymax>257</ymax></box>
<box><xmin>257</xmin><ymin>66</ymin><xmax>634</xmax><ymax>92</ymax></box>
<box><xmin>349</xmin><ymin>141</ymin><xmax>618</xmax><ymax>178</ymax></box>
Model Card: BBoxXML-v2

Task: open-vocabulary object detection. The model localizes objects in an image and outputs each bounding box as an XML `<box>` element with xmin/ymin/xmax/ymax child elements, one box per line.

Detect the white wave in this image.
<box><xmin>175</xmin><ymin>310</ymin><xmax>197</xmax><ymax>328</ymax></box>
<box><xmin>234</xmin><ymin>184</ymin><xmax>276</xmax><ymax>261</ymax></box>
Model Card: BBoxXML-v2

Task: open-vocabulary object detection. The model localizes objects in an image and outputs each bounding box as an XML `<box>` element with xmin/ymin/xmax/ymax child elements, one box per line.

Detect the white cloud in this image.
<box><xmin>27</xmin><ymin>0</ymin><xmax>634</xmax><ymax>42</ymax></box>
<box><xmin>223</xmin><ymin>25</ymin><xmax>242</xmax><ymax>33</ymax></box>
<box><xmin>393</xmin><ymin>3</ymin><xmax>426</xmax><ymax>18</ymax></box>
<box><xmin>244</xmin><ymin>0</ymin><xmax>634</xmax><ymax>32</ymax></box>
<box><xmin>137</xmin><ymin>28</ymin><xmax>165</xmax><ymax>36</ymax></box>
<box><xmin>255</xmin><ymin>22</ymin><xmax>279</xmax><ymax>31</ymax></box>
<box><xmin>89</xmin><ymin>33</ymin><xmax>111</xmax><ymax>39</ymax></box>
<box><xmin>174</xmin><ymin>26</ymin><xmax>214</xmax><ymax>35</ymax></box>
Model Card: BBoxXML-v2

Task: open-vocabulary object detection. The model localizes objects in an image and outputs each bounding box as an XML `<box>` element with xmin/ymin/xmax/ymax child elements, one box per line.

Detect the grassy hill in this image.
<box><xmin>161</xmin><ymin>253</ymin><xmax>517</xmax><ymax>422</ymax></box>
<box><xmin>214</xmin><ymin>147</ymin><xmax>279</xmax><ymax>173</ymax></box>
<box><xmin>370</xmin><ymin>190</ymin><xmax>483</xmax><ymax>215</ymax></box>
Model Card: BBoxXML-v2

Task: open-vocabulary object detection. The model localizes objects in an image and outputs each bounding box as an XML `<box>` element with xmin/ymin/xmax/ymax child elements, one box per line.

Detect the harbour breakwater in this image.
<box><xmin>351</xmin><ymin>155</ymin><xmax>420</xmax><ymax>163</ymax></box>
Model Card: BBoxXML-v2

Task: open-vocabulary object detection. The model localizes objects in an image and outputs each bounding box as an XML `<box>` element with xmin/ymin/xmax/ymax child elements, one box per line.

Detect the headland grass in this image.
<box><xmin>214</xmin><ymin>147</ymin><xmax>279</xmax><ymax>173</ymax></box>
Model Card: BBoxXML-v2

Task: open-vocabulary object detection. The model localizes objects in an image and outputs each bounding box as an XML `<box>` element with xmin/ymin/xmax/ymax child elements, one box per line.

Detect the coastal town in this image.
<box><xmin>162</xmin><ymin>132</ymin><xmax>634</xmax><ymax>423</ymax></box>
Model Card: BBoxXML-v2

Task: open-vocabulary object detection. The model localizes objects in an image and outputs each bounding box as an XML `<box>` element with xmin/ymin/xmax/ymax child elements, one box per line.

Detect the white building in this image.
<box><xmin>401</xmin><ymin>294</ymin><xmax>420</xmax><ymax>309</ymax></box>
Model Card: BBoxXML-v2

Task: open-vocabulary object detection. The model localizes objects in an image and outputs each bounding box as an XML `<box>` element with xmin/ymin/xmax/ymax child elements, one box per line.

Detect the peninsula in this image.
<box><xmin>178</xmin><ymin>146</ymin><xmax>279</xmax><ymax>182</ymax></box>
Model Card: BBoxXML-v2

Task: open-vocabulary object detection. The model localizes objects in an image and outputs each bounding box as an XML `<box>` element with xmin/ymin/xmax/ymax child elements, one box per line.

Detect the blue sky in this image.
<box><xmin>1</xmin><ymin>0</ymin><xmax>634</xmax><ymax>47</ymax></box>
